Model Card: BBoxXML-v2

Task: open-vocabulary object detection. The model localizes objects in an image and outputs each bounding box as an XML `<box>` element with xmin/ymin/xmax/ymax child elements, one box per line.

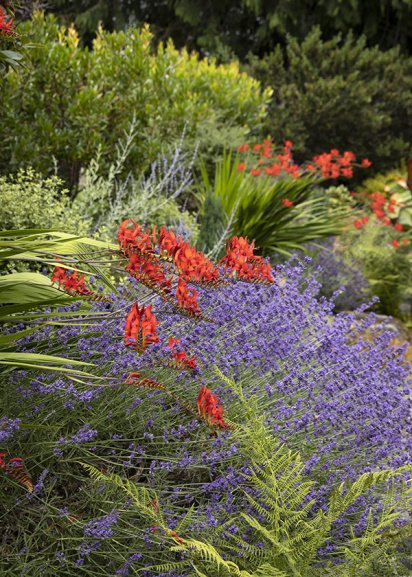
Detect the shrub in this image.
<box><xmin>0</xmin><ymin>168</ymin><xmax>88</xmax><ymax>233</ymax></box>
<box><xmin>0</xmin><ymin>12</ymin><xmax>270</xmax><ymax>192</ymax></box>
<box><xmin>246</xmin><ymin>28</ymin><xmax>412</xmax><ymax>175</ymax></box>
<box><xmin>73</xmin><ymin>127</ymin><xmax>199</xmax><ymax>241</ymax></box>
<box><xmin>341</xmin><ymin>219</ymin><xmax>412</xmax><ymax>318</ymax></box>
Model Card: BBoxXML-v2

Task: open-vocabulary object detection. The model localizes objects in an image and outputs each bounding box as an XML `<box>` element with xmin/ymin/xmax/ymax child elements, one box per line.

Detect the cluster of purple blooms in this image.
<box><xmin>307</xmin><ymin>238</ymin><xmax>371</xmax><ymax>311</ymax></box>
<box><xmin>0</xmin><ymin>416</ymin><xmax>21</xmax><ymax>443</ymax></box>
<box><xmin>4</xmin><ymin>255</ymin><xmax>411</xmax><ymax>574</ymax></box>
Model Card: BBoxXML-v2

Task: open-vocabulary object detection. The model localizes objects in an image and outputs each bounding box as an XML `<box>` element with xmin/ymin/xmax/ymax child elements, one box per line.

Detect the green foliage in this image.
<box><xmin>73</xmin><ymin>125</ymin><xmax>199</xmax><ymax>241</ymax></box>
<box><xmin>129</xmin><ymin>369</ymin><xmax>412</xmax><ymax>577</ymax></box>
<box><xmin>246</xmin><ymin>28</ymin><xmax>412</xmax><ymax>174</ymax></box>
<box><xmin>200</xmin><ymin>152</ymin><xmax>350</xmax><ymax>255</ymax></box>
<box><xmin>340</xmin><ymin>220</ymin><xmax>412</xmax><ymax>318</ymax></box>
<box><xmin>197</xmin><ymin>193</ymin><xmax>227</xmax><ymax>255</ymax></box>
<box><xmin>0</xmin><ymin>228</ymin><xmax>116</xmax><ymax>374</ymax></box>
<box><xmin>47</xmin><ymin>0</ymin><xmax>412</xmax><ymax>58</ymax></box>
<box><xmin>0</xmin><ymin>12</ymin><xmax>270</xmax><ymax>191</ymax></box>
<box><xmin>0</xmin><ymin>168</ymin><xmax>89</xmax><ymax>234</ymax></box>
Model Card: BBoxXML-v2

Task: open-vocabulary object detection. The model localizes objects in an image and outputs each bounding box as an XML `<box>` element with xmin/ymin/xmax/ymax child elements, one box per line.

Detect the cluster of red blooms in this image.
<box><xmin>51</xmin><ymin>266</ymin><xmax>98</xmax><ymax>297</ymax></box>
<box><xmin>0</xmin><ymin>452</ymin><xmax>32</xmax><ymax>493</ymax></box>
<box><xmin>0</xmin><ymin>6</ymin><xmax>18</xmax><ymax>36</ymax></box>
<box><xmin>159</xmin><ymin>227</ymin><xmax>219</xmax><ymax>283</ymax></box>
<box><xmin>220</xmin><ymin>236</ymin><xmax>274</xmax><ymax>284</ymax></box>
<box><xmin>237</xmin><ymin>140</ymin><xmax>371</xmax><ymax>182</ymax></box>
<box><xmin>117</xmin><ymin>221</ymin><xmax>277</xmax><ymax>430</ymax></box>
<box><xmin>352</xmin><ymin>191</ymin><xmax>410</xmax><ymax>249</ymax></box>
<box><xmin>124</xmin><ymin>304</ymin><xmax>159</xmax><ymax>352</ymax></box>
<box><xmin>175</xmin><ymin>277</ymin><xmax>200</xmax><ymax>316</ymax></box>
<box><xmin>197</xmin><ymin>386</ymin><xmax>228</xmax><ymax>429</ymax></box>
<box><xmin>168</xmin><ymin>337</ymin><xmax>197</xmax><ymax>370</ymax></box>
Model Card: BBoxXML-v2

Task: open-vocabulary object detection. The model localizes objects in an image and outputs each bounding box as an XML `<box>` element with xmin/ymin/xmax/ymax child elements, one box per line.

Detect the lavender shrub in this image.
<box><xmin>1</xmin><ymin>256</ymin><xmax>411</xmax><ymax>575</ymax></box>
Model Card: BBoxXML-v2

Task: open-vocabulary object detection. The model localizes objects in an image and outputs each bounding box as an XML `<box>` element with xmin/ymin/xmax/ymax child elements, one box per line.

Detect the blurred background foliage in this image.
<box><xmin>18</xmin><ymin>0</ymin><xmax>412</xmax><ymax>56</ymax></box>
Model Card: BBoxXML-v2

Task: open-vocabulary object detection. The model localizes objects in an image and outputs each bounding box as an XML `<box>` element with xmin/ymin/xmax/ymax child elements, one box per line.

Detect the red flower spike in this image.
<box><xmin>238</xmin><ymin>144</ymin><xmax>250</xmax><ymax>153</ymax></box>
<box><xmin>124</xmin><ymin>304</ymin><xmax>159</xmax><ymax>352</ymax></box>
<box><xmin>361</xmin><ymin>158</ymin><xmax>372</xmax><ymax>168</ymax></box>
<box><xmin>353</xmin><ymin>220</ymin><xmax>363</xmax><ymax>230</ymax></box>
<box><xmin>176</xmin><ymin>278</ymin><xmax>200</xmax><ymax>316</ymax></box>
<box><xmin>168</xmin><ymin>337</ymin><xmax>197</xmax><ymax>370</ymax></box>
<box><xmin>250</xmin><ymin>168</ymin><xmax>261</xmax><ymax>177</ymax></box>
<box><xmin>220</xmin><ymin>236</ymin><xmax>274</xmax><ymax>284</ymax></box>
<box><xmin>127</xmin><ymin>253</ymin><xmax>172</xmax><ymax>294</ymax></box>
<box><xmin>281</xmin><ymin>198</ymin><xmax>294</xmax><ymax>208</ymax></box>
<box><xmin>237</xmin><ymin>162</ymin><xmax>245</xmax><ymax>172</ymax></box>
<box><xmin>394</xmin><ymin>223</ymin><xmax>403</xmax><ymax>232</ymax></box>
<box><xmin>51</xmin><ymin>266</ymin><xmax>103</xmax><ymax>299</ymax></box>
<box><xmin>197</xmin><ymin>386</ymin><xmax>228</xmax><ymax>429</ymax></box>
<box><xmin>361</xmin><ymin>216</ymin><xmax>369</xmax><ymax>224</ymax></box>
<box><xmin>118</xmin><ymin>219</ymin><xmax>155</xmax><ymax>255</ymax></box>
<box><xmin>392</xmin><ymin>239</ymin><xmax>400</xmax><ymax>248</ymax></box>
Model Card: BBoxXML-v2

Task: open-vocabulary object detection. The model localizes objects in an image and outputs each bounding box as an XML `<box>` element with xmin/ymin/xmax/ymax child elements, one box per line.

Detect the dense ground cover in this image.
<box><xmin>1</xmin><ymin>224</ymin><xmax>411</xmax><ymax>576</ymax></box>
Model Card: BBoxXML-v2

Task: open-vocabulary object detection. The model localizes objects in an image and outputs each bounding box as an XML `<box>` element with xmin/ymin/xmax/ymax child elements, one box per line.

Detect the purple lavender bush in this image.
<box><xmin>1</xmin><ymin>251</ymin><xmax>411</xmax><ymax>576</ymax></box>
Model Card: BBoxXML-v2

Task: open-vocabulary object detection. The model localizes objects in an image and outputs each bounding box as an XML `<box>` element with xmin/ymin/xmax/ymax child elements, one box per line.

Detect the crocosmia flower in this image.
<box><xmin>124</xmin><ymin>304</ymin><xmax>159</xmax><ymax>352</ymax></box>
<box><xmin>197</xmin><ymin>386</ymin><xmax>228</xmax><ymax>429</ymax></box>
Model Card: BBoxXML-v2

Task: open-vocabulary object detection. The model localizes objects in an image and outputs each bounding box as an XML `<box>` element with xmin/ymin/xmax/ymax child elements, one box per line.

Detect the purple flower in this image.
<box><xmin>0</xmin><ymin>416</ymin><xmax>21</xmax><ymax>442</ymax></box>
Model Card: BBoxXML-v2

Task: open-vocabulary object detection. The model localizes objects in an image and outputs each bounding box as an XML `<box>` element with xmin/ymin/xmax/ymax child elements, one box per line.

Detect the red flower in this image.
<box><xmin>51</xmin><ymin>265</ymin><xmax>67</xmax><ymax>286</ymax></box>
<box><xmin>118</xmin><ymin>219</ymin><xmax>154</xmax><ymax>255</ymax></box>
<box><xmin>284</xmin><ymin>140</ymin><xmax>293</xmax><ymax>149</ymax></box>
<box><xmin>159</xmin><ymin>228</ymin><xmax>219</xmax><ymax>283</ymax></box>
<box><xmin>124</xmin><ymin>304</ymin><xmax>159</xmax><ymax>352</ymax></box>
<box><xmin>126</xmin><ymin>253</ymin><xmax>172</xmax><ymax>294</ymax></box>
<box><xmin>392</xmin><ymin>239</ymin><xmax>400</xmax><ymax>248</ymax></box>
<box><xmin>237</xmin><ymin>162</ymin><xmax>245</xmax><ymax>172</ymax></box>
<box><xmin>265</xmin><ymin>164</ymin><xmax>281</xmax><ymax>176</ymax></box>
<box><xmin>374</xmin><ymin>209</ymin><xmax>386</xmax><ymax>219</ymax></box>
<box><xmin>176</xmin><ymin>277</ymin><xmax>200</xmax><ymax>316</ymax></box>
<box><xmin>0</xmin><ymin>7</ymin><xmax>18</xmax><ymax>36</ymax></box>
<box><xmin>353</xmin><ymin>220</ymin><xmax>363</xmax><ymax>230</ymax></box>
<box><xmin>383</xmin><ymin>218</ymin><xmax>391</xmax><ymax>226</ymax></box>
<box><xmin>51</xmin><ymin>266</ymin><xmax>96</xmax><ymax>297</ymax></box>
<box><xmin>168</xmin><ymin>337</ymin><xmax>197</xmax><ymax>369</ymax></box>
<box><xmin>394</xmin><ymin>223</ymin><xmax>403</xmax><ymax>232</ymax></box>
<box><xmin>361</xmin><ymin>158</ymin><xmax>372</xmax><ymax>168</ymax></box>
<box><xmin>281</xmin><ymin>198</ymin><xmax>294</xmax><ymax>208</ymax></box>
<box><xmin>238</xmin><ymin>144</ymin><xmax>250</xmax><ymax>153</ymax></box>
<box><xmin>197</xmin><ymin>386</ymin><xmax>228</xmax><ymax>429</ymax></box>
<box><xmin>361</xmin><ymin>215</ymin><xmax>369</xmax><ymax>224</ymax></box>
<box><xmin>220</xmin><ymin>236</ymin><xmax>274</xmax><ymax>284</ymax></box>
<box><xmin>340</xmin><ymin>167</ymin><xmax>353</xmax><ymax>178</ymax></box>
<box><xmin>250</xmin><ymin>168</ymin><xmax>261</xmax><ymax>177</ymax></box>
<box><xmin>387</xmin><ymin>203</ymin><xmax>396</xmax><ymax>214</ymax></box>
<box><xmin>402</xmin><ymin>238</ymin><xmax>409</xmax><ymax>246</ymax></box>
<box><xmin>253</xmin><ymin>144</ymin><xmax>261</xmax><ymax>152</ymax></box>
